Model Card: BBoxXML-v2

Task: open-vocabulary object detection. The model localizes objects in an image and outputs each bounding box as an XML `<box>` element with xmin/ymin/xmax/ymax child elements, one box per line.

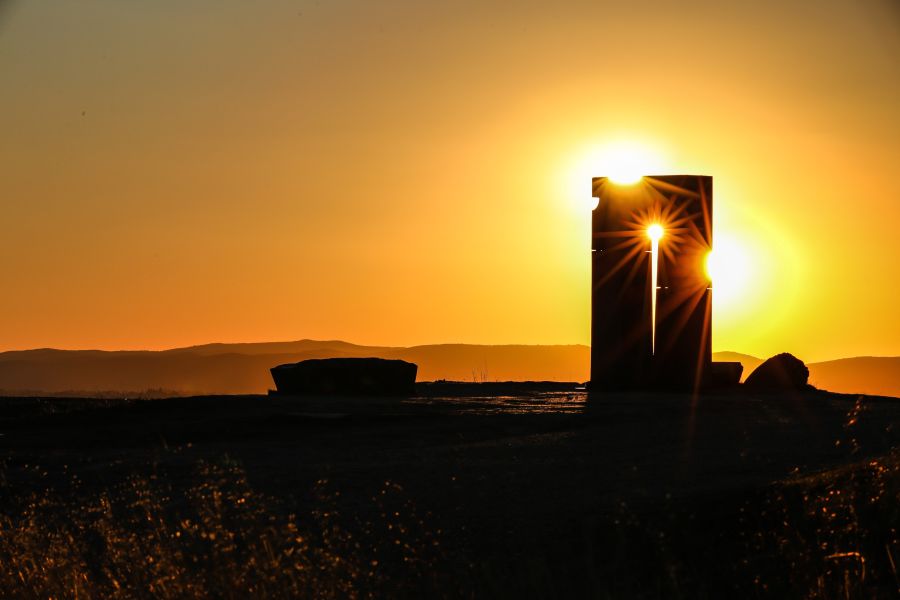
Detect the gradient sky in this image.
<box><xmin>1</xmin><ymin>0</ymin><xmax>898</xmax><ymax>362</ymax></box>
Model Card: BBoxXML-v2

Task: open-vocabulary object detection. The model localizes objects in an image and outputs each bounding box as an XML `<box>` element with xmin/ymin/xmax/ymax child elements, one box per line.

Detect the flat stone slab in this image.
<box><xmin>270</xmin><ymin>357</ymin><xmax>417</xmax><ymax>396</ymax></box>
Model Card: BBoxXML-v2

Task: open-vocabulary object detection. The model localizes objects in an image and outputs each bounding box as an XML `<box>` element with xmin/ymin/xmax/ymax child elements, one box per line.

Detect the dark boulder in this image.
<box><xmin>744</xmin><ymin>353</ymin><xmax>811</xmax><ymax>391</ymax></box>
<box><xmin>707</xmin><ymin>361</ymin><xmax>744</xmax><ymax>388</ymax></box>
<box><xmin>270</xmin><ymin>358</ymin><xmax>417</xmax><ymax>396</ymax></box>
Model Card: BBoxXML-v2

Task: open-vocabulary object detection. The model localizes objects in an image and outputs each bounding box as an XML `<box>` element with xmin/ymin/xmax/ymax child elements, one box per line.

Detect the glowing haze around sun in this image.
<box><xmin>575</xmin><ymin>140</ymin><xmax>758</xmax><ymax>322</ymax></box>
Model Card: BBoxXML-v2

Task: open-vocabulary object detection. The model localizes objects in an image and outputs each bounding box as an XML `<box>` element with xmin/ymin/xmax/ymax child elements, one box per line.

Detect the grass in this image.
<box><xmin>1</xmin><ymin>449</ymin><xmax>898</xmax><ymax>598</ymax></box>
<box><xmin>0</xmin><ymin>459</ymin><xmax>448</xmax><ymax>599</ymax></box>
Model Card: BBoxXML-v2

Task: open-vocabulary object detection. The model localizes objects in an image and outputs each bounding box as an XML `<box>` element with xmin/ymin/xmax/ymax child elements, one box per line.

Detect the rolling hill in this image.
<box><xmin>0</xmin><ymin>342</ymin><xmax>589</xmax><ymax>395</ymax></box>
<box><xmin>807</xmin><ymin>357</ymin><xmax>900</xmax><ymax>399</ymax></box>
<box><xmin>0</xmin><ymin>341</ymin><xmax>896</xmax><ymax>398</ymax></box>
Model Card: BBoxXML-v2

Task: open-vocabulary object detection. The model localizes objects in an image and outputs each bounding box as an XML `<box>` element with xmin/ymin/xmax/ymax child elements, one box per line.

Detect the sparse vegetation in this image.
<box><xmin>0</xmin><ymin>460</ymin><xmax>447</xmax><ymax>599</ymax></box>
<box><xmin>1</xmin><ymin>391</ymin><xmax>898</xmax><ymax>598</ymax></box>
<box><xmin>1</xmin><ymin>449</ymin><xmax>898</xmax><ymax>598</ymax></box>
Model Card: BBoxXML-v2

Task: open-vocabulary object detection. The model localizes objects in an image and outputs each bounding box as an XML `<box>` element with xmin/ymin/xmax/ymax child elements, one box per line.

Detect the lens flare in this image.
<box><xmin>648</xmin><ymin>225</ymin><xmax>663</xmax><ymax>355</ymax></box>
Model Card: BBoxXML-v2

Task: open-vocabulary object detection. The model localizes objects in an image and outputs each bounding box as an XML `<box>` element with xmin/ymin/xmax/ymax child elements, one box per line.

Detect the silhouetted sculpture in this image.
<box><xmin>744</xmin><ymin>353</ymin><xmax>810</xmax><ymax>391</ymax></box>
<box><xmin>590</xmin><ymin>175</ymin><xmax>713</xmax><ymax>392</ymax></box>
<box><xmin>271</xmin><ymin>358</ymin><xmax>417</xmax><ymax>396</ymax></box>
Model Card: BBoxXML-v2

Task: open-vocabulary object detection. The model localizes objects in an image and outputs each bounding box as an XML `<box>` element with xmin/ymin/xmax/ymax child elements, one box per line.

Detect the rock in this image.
<box><xmin>708</xmin><ymin>361</ymin><xmax>744</xmax><ymax>388</ymax></box>
<box><xmin>744</xmin><ymin>353</ymin><xmax>810</xmax><ymax>391</ymax></box>
<box><xmin>270</xmin><ymin>358</ymin><xmax>417</xmax><ymax>396</ymax></box>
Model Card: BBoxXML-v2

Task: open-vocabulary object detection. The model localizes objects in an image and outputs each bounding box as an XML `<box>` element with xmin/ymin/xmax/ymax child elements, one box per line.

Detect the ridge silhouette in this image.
<box><xmin>0</xmin><ymin>342</ymin><xmax>896</xmax><ymax>397</ymax></box>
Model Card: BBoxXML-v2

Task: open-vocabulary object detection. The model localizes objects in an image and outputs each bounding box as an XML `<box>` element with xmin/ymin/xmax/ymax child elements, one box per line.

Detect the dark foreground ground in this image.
<box><xmin>1</xmin><ymin>385</ymin><xmax>899</xmax><ymax>598</ymax></box>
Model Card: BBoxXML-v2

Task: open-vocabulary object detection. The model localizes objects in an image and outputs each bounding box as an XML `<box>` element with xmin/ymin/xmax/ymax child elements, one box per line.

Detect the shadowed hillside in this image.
<box><xmin>0</xmin><ymin>342</ymin><xmax>896</xmax><ymax>397</ymax></box>
<box><xmin>2</xmin><ymin>388</ymin><xmax>899</xmax><ymax>597</ymax></box>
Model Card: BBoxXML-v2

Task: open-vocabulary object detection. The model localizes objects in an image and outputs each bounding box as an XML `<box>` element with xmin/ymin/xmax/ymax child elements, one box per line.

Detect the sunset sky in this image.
<box><xmin>1</xmin><ymin>0</ymin><xmax>898</xmax><ymax>362</ymax></box>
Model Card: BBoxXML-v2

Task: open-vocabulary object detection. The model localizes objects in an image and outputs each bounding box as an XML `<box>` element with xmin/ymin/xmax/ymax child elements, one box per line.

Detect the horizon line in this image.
<box><xmin>0</xmin><ymin>340</ymin><xmax>895</xmax><ymax>364</ymax></box>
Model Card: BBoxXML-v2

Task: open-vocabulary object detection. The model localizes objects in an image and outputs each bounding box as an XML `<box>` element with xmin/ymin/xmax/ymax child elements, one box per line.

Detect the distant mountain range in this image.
<box><xmin>0</xmin><ymin>341</ymin><xmax>896</xmax><ymax>398</ymax></box>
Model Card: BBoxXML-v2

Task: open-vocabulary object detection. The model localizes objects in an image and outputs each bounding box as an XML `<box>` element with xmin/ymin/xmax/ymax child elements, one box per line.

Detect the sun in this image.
<box><xmin>561</xmin><ymin>139</ymin><xmax>669</xmax><ymax>210</ymax></box>
<box><xmin>600</xmin><ymin>141</ymin><xmax>666</xmax><ymax>185</ymax></box>
<box><xmin>609</xmin><ymin>168</ymin><xmax>643</xmax><ymax>185</ymax></box>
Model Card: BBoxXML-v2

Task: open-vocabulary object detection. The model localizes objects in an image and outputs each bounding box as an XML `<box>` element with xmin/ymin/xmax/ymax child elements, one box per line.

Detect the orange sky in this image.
<box><xmin>1</xmin><ymin>0</ymin><xmax>898</xmax><ymax>362</ymax></box>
